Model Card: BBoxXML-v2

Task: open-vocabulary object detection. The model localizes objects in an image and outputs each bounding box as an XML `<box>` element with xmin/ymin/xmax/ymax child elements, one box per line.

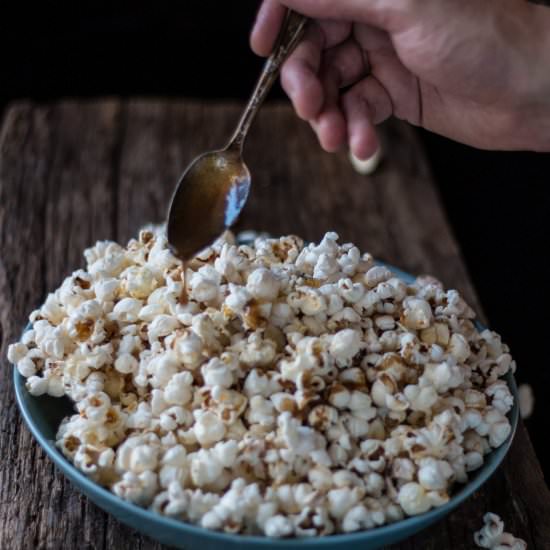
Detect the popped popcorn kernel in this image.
<box><xmin>474</xmin><ymin>512</ymin><xmax>526</xmax><ymax>549</ymax></box>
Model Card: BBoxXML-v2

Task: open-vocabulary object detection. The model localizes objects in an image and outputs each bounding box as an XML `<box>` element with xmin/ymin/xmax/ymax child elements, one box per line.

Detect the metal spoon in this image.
<box><xmin>166</xmin><ymin>10</ymin><xmax>308</xmax><ymax>262</ymax></box>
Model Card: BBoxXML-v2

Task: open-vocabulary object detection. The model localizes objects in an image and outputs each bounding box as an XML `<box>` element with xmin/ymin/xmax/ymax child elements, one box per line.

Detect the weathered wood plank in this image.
<box><xmin>1</xmin><ymin>99</ymin><xmax>548</xmax><ymax>550</ymax></box>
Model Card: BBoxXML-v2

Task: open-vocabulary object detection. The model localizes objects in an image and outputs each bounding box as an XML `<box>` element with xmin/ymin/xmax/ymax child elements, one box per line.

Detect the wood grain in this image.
<box><xmin>0</xmin><ymin>100</ymin><xmax>548</xmax><ymax>550</ymax></box>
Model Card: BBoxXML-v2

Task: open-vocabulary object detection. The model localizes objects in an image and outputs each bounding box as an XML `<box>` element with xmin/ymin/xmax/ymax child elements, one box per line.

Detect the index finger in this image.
<box><xmin>250</xmin><ymin>0</ymin><xmax>287</xmax><ymax>56</ymax></box>
<box><xmin>252</xmin><ymin>1</ymin><xmax>353</xmax><ymax>57</ymax></box>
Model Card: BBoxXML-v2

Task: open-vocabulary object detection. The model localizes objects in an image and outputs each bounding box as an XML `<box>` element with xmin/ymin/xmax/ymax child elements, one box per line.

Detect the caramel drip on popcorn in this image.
<box><xmin>179</xmin><ymin>262</ymin><xmax>189</xmax><ymax>305</ymax></box>
<box><xmin>75</xmin><ymin>320</ymin><xmax>94</xmax><ymax>340</ymax></box>
<box><xmin>302</xmin><ymin>277</ymin><xmax>322</xmax><ymax>288</ymax></box>
<box><xmin>75</xmin><ymin>276</ymin><xmax>91</xmax><ymax>290</ymax></box>
<box><xmin>244</xmin><ymin>299</ymin><xmax>266</xmax><ymax>330</ymax></box>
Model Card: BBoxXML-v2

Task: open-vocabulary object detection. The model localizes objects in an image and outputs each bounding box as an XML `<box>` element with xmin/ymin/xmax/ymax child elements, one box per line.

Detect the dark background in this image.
<box><xmin>1</xmin><ymin>2</ymin><xmax>548</xmax><ymax>479</ymax></box>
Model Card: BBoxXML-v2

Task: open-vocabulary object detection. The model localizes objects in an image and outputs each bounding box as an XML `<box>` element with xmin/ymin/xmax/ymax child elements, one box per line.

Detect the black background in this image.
<box><xmin>1</xmin><ymin>2</ymin><xmax>548</xmax><ymax>480</ymax></box>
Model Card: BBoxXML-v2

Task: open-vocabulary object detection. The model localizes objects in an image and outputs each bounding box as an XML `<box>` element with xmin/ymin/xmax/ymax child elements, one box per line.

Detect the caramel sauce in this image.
<box><xmin>271</xmin><ymin>242</ymin><xmax>288</xmax><ymax>262</ymax></box>
<box><xmin>368</xmin><ymin>446</ymin><xmax>385</xmax><ymax>461</ymax></box>
<box><xmin>302</xmin><ymin>277</ymin><xmax>322</xmax><ymax>288</ymax></box>
<box><xmin>279</xmin><ymin>398</ymin><xmax>297</xmax><ymax>414</ymax></box>
<box><xmin>301</xmin><ymin>370</ymin><xmax>312</xmax><ymax>386</ymax></box>
<box><xmin>379</xmin><ymin>352</ymin><xmax>405</xmax><ymax>370</ymax></box>
<box><xmin>278</xmin><ymin>379</ymin><xmax>295</xmax><ymax>392</ymax></box>
<box><xmin>104</xmin><ymin>320</ymin><xmax>119</xmax><ymax>340</ymax></box>
<box><xmin>105</xmin><ymin>408</ymin><xmax>118</xmax><ymax>425</ymax></box>
<box><xmin>89</xmin><ymin>396</ymin><xmax>102</xmax><ymax>407</ymax></box>
<box><xmin>64</xmin><ymin>435</ymin><xmax>80</xmax><ymax>452</ymax></box>
<box><xmin>263</xmin><ymin>324</ymin><xmax>285</xmax><ymax>352</ymax></box>
<box><xmin>179</xmin><ymin>262</ymin><xmax>189</xmax><ymax>305</ymax></box>
<box><xmin>140</xmin><ymin>230</ymin><xmax>154</xmax><ymax>244</ymax></box>
<box><xmin>74</xmin><ymin>276</ymin><xmax>91</xmax><ymax>290</ymax></box>
<box><xmin>244</xmin><ymin>299</ymin><xmax>266</xmax><ymax>330</ymax></box>
<box><xmin>410</xmin><ymin>443</ymin><xmax>427</xmax><ymax>454</ymax></box>
<box><xmin>75</xmin><ymin>320</ymin><xmax>94</xmax><ymax>340</ymax></box>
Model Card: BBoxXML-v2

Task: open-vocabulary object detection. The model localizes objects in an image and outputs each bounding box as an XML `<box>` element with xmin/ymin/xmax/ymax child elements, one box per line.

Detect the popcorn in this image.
<box><xmin>402</xmin><ymin>298</ymin><xmax>433</xmax><ymax>330</ymax></box>
<box><xmin>478</xmin><ymin>408</ymin><xmax>512</xmax><ymax>448</ymax></box>
<box><xmin>159</xmin><ymin>445</ymin><xmax>189</xmax><ymax>488</ymax></box>
<box><xmin>239</xmin><ymin>333</ymin><xmax>276</xmax><ymax>367</ymax></box>
<box><xmin>73</xmin><ymin>445</ymin><xmax>115</xmax><ymax>480</ymax></box>
<box><xmin>148</xmin><ymin>314</ymin><xmax>179</xmax><ymax>342</ymax></box>
<box><xmin>518</xmin><ymin>384</ymin><xmax>534</xmax><ymax>419</ymax></box>
<box><xmin>392</xmin><ymin>457</ymin><xmax>416</xmax><ymax>481</ymax></box>
<box><xmin>421</xmin><ymin>361</ymin><xmax>465</xmax><ymax>393</ymax></box>
<box><xmin>7</xmin><ymin>342</ymin><xmax>29</xmax><ymax>364</ymax></box>
<box><xmin>159</xmin><ymin>406</ymin><xmax>193</xmax><ymax>431</ymax></box>
<box><xmin>201</xmin><ymin>357</ymin><xmax>234</xmax><ymax>388</ymax></box>
<box><xmin>397</xmin><ymin>482</ymin><xmax>432</xmax><ymax>516</ymax></box>
<box><xmin>174</xmin><ymin>331</ymin><xmax>203</xmax><ymax>368</ymax></box>
<box><xmin>278</xmin><ymin>412</ymin><xmax>326</xmax><ymax>457</ymax></box>
<box><xmin>193</xmin><ymin>411</ymin><xmax>226</xmax><ymax>446</ymax></box>
<box><xmin>448</xmin><ymin>333</ymin><xmax>470</xmax><ymax>363</ymax></box>
<box><xmin>485</xmin><ymin>381</ymin><xmax>514</xmax><ymax>415</ymax></box>
<box><xmin>148</xmin><ymin>351</ymin><xmax>179</xmax><ymax>388</ymax></box>
<box><xmin>247</xmin><ymin>395</ymin><xmax>276</xmax><ymax>427</ymax></box>
<box><xmin>111</xmin><ymin>297</ymin><xmax>142</xmax><ymax>323</ymax></box>
<box><xmin>9</xmin><ymin>228</ymin><xmax>517</xmax><ymax>538</ymax></box>
<box><xmin>244</xmin><ymin>369</ymin><xmax>280</xmax><ymax>398</ymax></box>
<box><xmin>417</xmin><ymin>458</ymin><xmax>453</xmax><ymax>491</ymax></box>
<box><xmin>16</xmin><ymin>356</ymin><xmax>37</xmax><ymax>378</ymax></box>
<box><xmin>190</xmin><ymin>448</ymin><xmax>226</xmax><ymax>488</ymax></box>
<box><xmin>474</xmin><ymin>513</ymin><xmax>526</xmax><ymax>549</ymax></box>
<box><xmin>364</xmin><ymin>266</ymin><xmax>392</xmax><ymax>288</ymax></box>
<box><xmin>138</xmin><ymin>303</ymin><xmax>165</xmax><ymax>322</ymax></box>
<box><xmin>126</xmin><ymin>402</ymin><xmax>152</xmax><ymax>429</ymax></box>
<box><xmin>299</xmin><ymin>289</ymin><xmax>328</xmax><ymax>316</ymax></box>
<box><xmin>349</xmin><ymin>147</ymin><xmax>382</xmax><ymax>175</ymax></box>
<box><xmin>328</xmin><ymin>384</ymin><xmax>351</xmax><ymax>409</ymax></box>
<box><xmin>189</xmin><ymin>265</ymin><xmax>222</xmax><ymax>303</ymax></box>
<box><xmin>371</xmin><ymin>373</ymin><xmax>398</xmax><ymax>407</ymax></box>
<box><xmin>114</xmin><ymin>353</ymin><xmax>138</xmax><ymax>374</ymax></box>
<box><xmin>404</xmin><ymin>384</ymin><xmax>438</xmax><ymax>412</ymax></box>
<box><xmin>129</xmin><ymin>444</ymin><xmax>159</xmax><ymax>474</ymax></box>
<box><xmin>246</xmin><ymin>267</ymin><xmax>280</xmax><ymax>301</ymax></box>
<box><xmin>113</xmin><ymin>470</ymin><xmax>158</xmax><ymax>506</ymax></box>
<box><xmin>337</xmin><ymin>278</ymin><xmax>364</xmax><ymax>303</ymax></box>
<box><xmin>26</xmin><ymin>375</ymin><xmax>49</xmax><ymax>396</ymax></box>
<box><xmin>94</xmin><ymin>277</ymin><xmax>119</xmax><ymax>302</ymax></box>
<box><xmin>327</xmin><ymin>487</ymin><xmax>362</xmax><ymax>519</ymax></box>
<box><xmin>264</xmin><ymin>515</ymin><xmax>294</xmax><ymax>538</ymax></box>
<box><xmin>329</xmin><ymin>329</ymin><xmax>362</xmax><ymax>365</ymax></box>
<box><xmin>375</xmin><ymin>315</ymin><xmax>395</xmax><ymax>331</ymax></box>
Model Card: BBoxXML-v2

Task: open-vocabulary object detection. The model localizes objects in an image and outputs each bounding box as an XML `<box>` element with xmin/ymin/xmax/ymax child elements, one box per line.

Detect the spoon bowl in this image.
<box><xmin>166</xmin><ymin>10</ymin><xmax>308</xmax><ymax>262</ymax></box>
<box><xmin>167</xmin><ymin>148</ymin><xmax>251</xmax><ymax>260</ymax></box>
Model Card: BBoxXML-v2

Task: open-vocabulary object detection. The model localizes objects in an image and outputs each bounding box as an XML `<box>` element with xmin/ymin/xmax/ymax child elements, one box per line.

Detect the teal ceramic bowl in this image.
<box><xmin>13</xmin><ymin>264</ymin><xmax>519</xmax><ymax>550</ymax></box>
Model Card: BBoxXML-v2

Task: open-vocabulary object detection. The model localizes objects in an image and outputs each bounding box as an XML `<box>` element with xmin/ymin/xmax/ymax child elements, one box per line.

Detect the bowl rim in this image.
<box><xmin>12</xmin><ymin>263</ymin><xmax>519</xmax><ymax>547</ymax></box>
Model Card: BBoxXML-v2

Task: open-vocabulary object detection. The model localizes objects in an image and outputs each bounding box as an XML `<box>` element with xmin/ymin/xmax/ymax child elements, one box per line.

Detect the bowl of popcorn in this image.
<box><xmin>10</xmin><ymin>229</ymin><xmax>519</xmax><ymax>550</ymax></box>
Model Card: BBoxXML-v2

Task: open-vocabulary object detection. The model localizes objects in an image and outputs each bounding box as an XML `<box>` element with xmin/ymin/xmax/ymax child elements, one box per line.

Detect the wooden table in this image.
<box><xmin>0</xmin><ymin>100</ymin><xmax>548</xmax><ymax>549</ymax></box>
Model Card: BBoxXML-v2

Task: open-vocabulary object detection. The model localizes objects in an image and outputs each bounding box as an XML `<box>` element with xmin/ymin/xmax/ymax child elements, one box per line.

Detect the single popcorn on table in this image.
<box><xmin>474</xmin><ymin>513</ymin><xmax>527</xmax><ymax>549</ymax></box>
<box><xmin>517</xmin><ymin>383</ymin><xmax>534</xmax><ymax>419</ymax></box>
<box><xmin>349</xmin><ymin>147</ymin><xmax>383</xmax><ymax>175</ymax></box>
<box><xmin>7</xmin><ymin>227</ymin><xmax>518</xmax><ymax>538</ymax></box>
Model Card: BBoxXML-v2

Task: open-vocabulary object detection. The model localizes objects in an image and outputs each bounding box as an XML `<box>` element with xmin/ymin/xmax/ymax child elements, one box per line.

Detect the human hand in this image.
<box><xmin>251</xmin><ymin>0</ymin><xmax>550</xmax><ymax>156</ymax></box>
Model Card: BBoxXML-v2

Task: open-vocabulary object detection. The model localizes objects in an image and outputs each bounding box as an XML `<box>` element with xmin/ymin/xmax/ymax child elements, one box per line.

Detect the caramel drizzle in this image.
<box><xmin>180</xmin><ymin>261</ymin><xmax>189</xmax><ymax>305</ymax></box>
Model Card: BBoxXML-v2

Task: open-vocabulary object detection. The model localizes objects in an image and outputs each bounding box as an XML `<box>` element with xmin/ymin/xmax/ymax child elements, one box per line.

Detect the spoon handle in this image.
<box><xmin>226</xmin><ymin>10</ymin><xmax>309</xmax><ymax>152</ymax></box>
